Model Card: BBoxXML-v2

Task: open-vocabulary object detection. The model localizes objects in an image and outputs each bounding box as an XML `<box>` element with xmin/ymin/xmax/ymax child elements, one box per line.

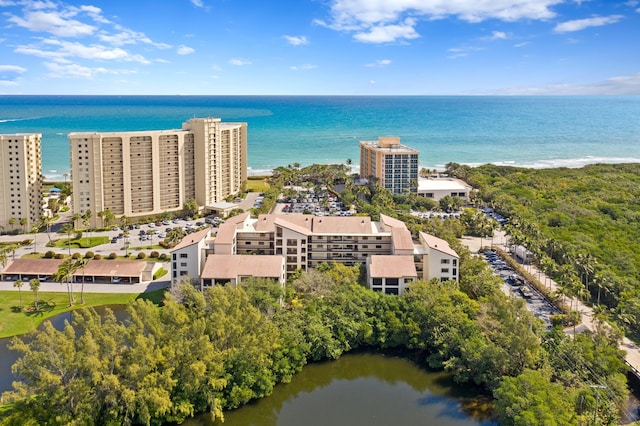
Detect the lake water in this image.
<box><xmin>184</xmin><ymin>352</ymin><xmax>496</xmax><ymax>426</ymax></box>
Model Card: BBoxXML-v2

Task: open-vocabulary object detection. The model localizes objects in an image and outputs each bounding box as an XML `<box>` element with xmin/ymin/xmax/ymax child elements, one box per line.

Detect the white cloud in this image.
<box><xmin>177</xmin><ymin>45</ymin><xmax>195</xmax><ymax>55</ymax></box>
<box><xmin>483</xmin><ymin>31</ymin><xmax>508</xmax><ymax>40</ymax></box>
<box><xmin>43</xmin><ymin>61</ymin><xmax>137</xmax><ymax>79</ymax></box>
<box><xmin>191</xmin><ymin>0</ymin><xmax>204</xmax><ymax>7</ymax></box>
<box><xmin>554</xmin><ymin>15</ymin><xmax>623</xmax><ymax>33</ymax></box>
<box><xmin>475</xmin><ymin>72</ymin><xmax>640</xmax><ymax>95</ymax></box>
<box><xmin>15</xmin><ymin>38</ymin><xmax>151</xmax><ymax>64</ymax></box>
<box><xmin>0</xmin><ymin>80</ymin><xmax>19</xmax><ymax>86</ymax></box>
<box><xmin>211</xmin><ymin>65</ymin><xmax>221</xmax><ymax>71</ymax></box>
<box><xmin>354</xmin><ymin>18</ymin><xmax>419</xmax><ymax>43</ymax></box>
<box><xmin>447</xmin><ymin>45</ymin><xmax>483</xmax><ymax>59</ymax></box>
<box><xmin>44</xmin><ymin>61</ymin><xmax>108</xmax><ymax>78</ymax></box>
<box><xmin>8</xmin><ymin>10</ymin><xmax>96</xmax><ymax>37</ymax></box>
<box><xmin>290</xmin><ymin>64</ymin><xmax>317</xmax><ymax>71</ymax></box>
<box><xmin>514</xmin><ymin>41</ymin><xmax>531</xmax><ymax>47</ymax></box>
<box><xmin>0</xmin><ymin>65</ymin><xmax>27</xmax><ymax>73</ymax></box>
<box><xmin>365</xmin><ymin>59</ymin><xmax>392</xmax><ymax>67</ymax></box>
<box><xmin>229</xmin><ymin>58</ymin><xmax>251</xmax><ymax>66</ymax></box>
<box><xmin>283</xmin><ymin>35</ymin><xmax>309</xmax><ymax>46</ymax></box>
<box><xmin>322</xmin><ymin>0</ymin><xmax>562</xmax><ymax>43</ymax></box>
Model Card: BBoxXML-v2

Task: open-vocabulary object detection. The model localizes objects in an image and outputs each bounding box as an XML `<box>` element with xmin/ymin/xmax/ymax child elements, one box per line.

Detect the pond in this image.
<box><xmin>183</xmin><ymin>352</ymin><xmax>496</xmax><ymax>426</ymax></box>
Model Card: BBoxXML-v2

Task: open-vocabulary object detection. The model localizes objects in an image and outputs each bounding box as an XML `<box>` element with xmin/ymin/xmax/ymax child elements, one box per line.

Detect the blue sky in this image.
<box><xmin>0</xmin><ymin>0</ymin><xmax>639</xmax><ymax>95</ymax></box>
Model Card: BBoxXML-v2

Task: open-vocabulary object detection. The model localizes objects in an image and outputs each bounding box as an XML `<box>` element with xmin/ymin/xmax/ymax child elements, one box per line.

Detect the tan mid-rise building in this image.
<box><xmin>70</xmin><ymin>118</ymin><xmax>247</xmax><ymax>227</ymax></box>
<box><xmin>360</xmin><ymin>136</ymin><xmax>419</xmax><ymax>194</ymax></box>
<box><xmin>0</xmin><ymin>133</ymin><xmax>43</xmax><ymax>232</ymax></box>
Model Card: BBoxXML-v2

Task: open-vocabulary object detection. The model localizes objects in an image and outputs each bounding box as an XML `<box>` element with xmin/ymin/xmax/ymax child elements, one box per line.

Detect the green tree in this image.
<box><xmin>61</xmin><ymin>222</ymin><xmax>75</xmax><ymax>256</ymax></box>
<box><xmin>183</xmin><ymin>198</ymin><xmax>199</xmax><ymax>217</ymax></box>
<box><xmin>8</xmin><ymin>217</ymin><xmax>17</xmax><ymax>232</ymax></box>
<box><xmin>19</xmin><ymin>217</ymin><xmax>27</xmax><ymax>233</ymax></box>
<box><xmin>13</xmin><ymin>278</ymin><xmax>24</xmax><ymax>308</ymax></box>
<box><xmin>493</xmin><ymin>369</ymin><xmax>578</xmax><ymax>426</ymax></box>
<box><xmin>29</xmin><ymin>278</ymin><xmax>41</xmax><ymax>310</ymax></box>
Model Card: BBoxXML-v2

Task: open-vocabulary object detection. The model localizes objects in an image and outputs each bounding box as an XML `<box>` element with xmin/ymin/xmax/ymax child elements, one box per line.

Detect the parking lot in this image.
<box><xmin>482</xmin><ymin>249</ymin><xmax>560</xmax><ymax>329</ymax></box>
<box><xmin>274</xmin><ymin>188</ymin><xmax>354</xmax><ymax>216</ymax></box>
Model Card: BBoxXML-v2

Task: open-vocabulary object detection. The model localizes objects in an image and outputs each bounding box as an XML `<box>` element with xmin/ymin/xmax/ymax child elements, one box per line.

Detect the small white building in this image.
<box><xmin>417</xmin><ymin>178</ymin><xmax>471</xmax><ymax>201</ymax></box>
<box><xmin>416</xmin><ymin>232</ymin><xmax>460</xmax><ymax>282</ymax></box>
<box><xmin>170</xmin><ymin>227</ymin><xmax>213</xmax><ymax>284</ymax></box>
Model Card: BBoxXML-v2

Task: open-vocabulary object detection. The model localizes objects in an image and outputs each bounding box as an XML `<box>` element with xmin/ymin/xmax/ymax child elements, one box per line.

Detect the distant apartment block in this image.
<box><xmin>70</xmin><ymin>118</ymin><xmax>247</xmax><ymax>227</ymax></box>
<box><xmin>360</xmin><ymin>137</ymin><xmax>419</xmax><ymax>194</ymax></box>
<box><xmin>0</xmin><ymin>133</ymin><xmax>43</xmax><ymax>231</ymax></box>
<box><xmin>170</xmin><ymin>213</ymin><xmax>458</xmax><ymax>295</ymax></box>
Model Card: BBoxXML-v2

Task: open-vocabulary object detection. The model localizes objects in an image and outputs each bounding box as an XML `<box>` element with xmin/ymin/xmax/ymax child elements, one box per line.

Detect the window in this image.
<box><xmin>180</xmin><ymin>262</ymin><xmax>187</xmax><ymax>267</ymax></box>
<box><xmin>441</xmin><ymin>259</ymin><xmax>450</xmax><ymax>264</ymax></box>
<box><xmin>180</xmin><ymin>253</ymin><xmax>188</xmax><ymax>258</ymax></box>
<box><xmin>441</xmin><ymin>268</ymin><xmax>449</xmax><ymax>273</ymax></box>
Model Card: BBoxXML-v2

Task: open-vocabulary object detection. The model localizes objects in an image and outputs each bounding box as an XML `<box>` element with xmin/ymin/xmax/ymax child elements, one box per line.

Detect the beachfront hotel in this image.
<box><xmin>0</xmin><ymin>133</ymin><xmax>43</xmax><ymax>232</ymax></box>
<box><xmin>69</xmin><ymin>118</ymin><xmax>247</xmax><ymax>227</ymax></box>
<box><xmin>170</xmin><ymin>212</ymin><xmax>458</xmax><ymax>295</ymax></box>
<box><xmin>360</xmin><ymin>137</ymin><xmax>419</xmax><ymax>194</ymax></box>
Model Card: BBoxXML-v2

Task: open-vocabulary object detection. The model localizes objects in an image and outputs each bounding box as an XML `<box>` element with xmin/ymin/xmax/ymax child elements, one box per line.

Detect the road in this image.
<box><xmin>461</xmin><ymin>230</ymin><xmax>640</xmax><ymax>381</ymax></box>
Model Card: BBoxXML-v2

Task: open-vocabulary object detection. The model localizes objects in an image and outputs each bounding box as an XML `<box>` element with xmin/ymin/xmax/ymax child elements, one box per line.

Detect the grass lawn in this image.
<box><xmin>47</xmin><ymin>236</ymin><xmax>110</xmax><ymax>249</ymax></box>
<box><xmin>246</xmin><ymin>176</ymin><xmax>269</xmax><ymax>192</ymax></box>
<box><xmin>0</xmin><ymin>288</ymin><xmax>166</xmax><ymax>338</ymax></box>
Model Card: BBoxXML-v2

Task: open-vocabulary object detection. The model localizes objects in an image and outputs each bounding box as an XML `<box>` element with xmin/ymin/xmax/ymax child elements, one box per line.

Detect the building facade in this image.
<box><xmin>0</xmin><ymin>133</ymin><xmax>43</xmax><ymax>231</ymax></box>
<box><xmin>417</xmin><ymin>178</ymin><xmax>471</xmax><ymax>201</ymax></box>
<box><xmin>70</xmin><ymin>118</ymin><xmax>247</xmax><ymax>227</ymax></box>
<box><xmin>360</xmin><ymin>137</ymin><xmax>419</xmax><ymax>194</ymax></box>
<box><xmin>170</xmin><ymin>212</ymin><xmax>458</xmax><ymax>294</ymax></box>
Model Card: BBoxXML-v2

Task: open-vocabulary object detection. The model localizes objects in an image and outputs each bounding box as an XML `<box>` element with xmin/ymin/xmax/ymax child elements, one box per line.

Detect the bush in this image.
<box><xmin>158</xmin><ymin>253</ymin><xmax>169</xmax><ymax>261</ymax></box>
<box><xmin>54</xmin><ymin>253</ymin><xmax>65</xmax><ymax>259</ymax></box>
<box><xmin>85</xmin><ymin>251</ymin><xmax>94</xmax><ymax>259</ymax></box>
<box><xmin>93</xmin><ymin>254</ymin><xmax>102</xmax><ymax>260</ymax></box>
<box><xmin>150</xmin><ymin>251</ymin><xmax>159</xmax><ymax>258</ymax></box>
<box><xmin>44</xmin><ymin>250</ymin><xmax>55</xmax><ymax>259</ymax></box>
<box><xmin>71</xmin><ymin>253</ymin><xmax>81</xmax><ymax>259</ymax></box>
<box><xmin>137</xmin><ymin>252</ymin><xmax>146</xmax><ymax>259</ymax></box>
<box><xmin>22</xmin><ymin>239</ymin><xmax>32</xmax><ymax>245</ymax></box>
<box><xmin>108</xmin><ymin>253</ymin><xmax>117</xmax><ymax>260</ymax></box>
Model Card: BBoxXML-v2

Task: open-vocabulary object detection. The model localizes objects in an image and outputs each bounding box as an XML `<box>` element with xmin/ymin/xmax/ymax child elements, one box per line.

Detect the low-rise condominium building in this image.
<box><xmin>170</xmin><ymin>212</ymin><xmax>459</xmax><ymax>295</ymax></box>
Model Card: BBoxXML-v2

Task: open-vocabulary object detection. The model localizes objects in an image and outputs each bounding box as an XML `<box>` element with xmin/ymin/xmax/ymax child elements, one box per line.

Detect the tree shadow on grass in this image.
<box><xmin>23</xmin><ymin>301</ymin><xmax>57</xmax><ymax>317</ymax></box>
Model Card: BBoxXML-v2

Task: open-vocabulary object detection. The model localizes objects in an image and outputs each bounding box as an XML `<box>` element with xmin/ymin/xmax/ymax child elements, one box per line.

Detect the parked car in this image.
<box><xmin>111</xmin><ymin>237</ymin><xmax>118</xmax><ymax>243</ymax></box>
<box><xmin>112</xmin><ymin>277</ymin><xmax>122</xmax><ymax>284</ymax></box>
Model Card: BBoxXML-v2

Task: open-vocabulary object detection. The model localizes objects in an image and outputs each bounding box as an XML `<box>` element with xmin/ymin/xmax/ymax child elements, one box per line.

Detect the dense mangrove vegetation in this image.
<box><xmin>447</xmin><ymin>162</ymin><xmax>640</xmax><ymax>340</ymax></box>
<box><xmin>1</xmin><ymin>260</ymin><xmax>629</xmax><ymax>425</ymax></box>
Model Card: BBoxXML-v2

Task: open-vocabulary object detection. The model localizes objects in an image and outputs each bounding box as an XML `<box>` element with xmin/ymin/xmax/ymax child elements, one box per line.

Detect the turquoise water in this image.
<box><xmin>1</xmin><ymin>96</ymin><xmax>639</xmax><ymax>179</ymax></box>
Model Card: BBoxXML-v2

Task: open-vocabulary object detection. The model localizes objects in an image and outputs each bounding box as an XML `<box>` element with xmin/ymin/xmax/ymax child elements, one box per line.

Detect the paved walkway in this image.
<box><xmin>461</xmin><ymin>231</ymin><xmax>640</xmax><ymax>380</ymax></box>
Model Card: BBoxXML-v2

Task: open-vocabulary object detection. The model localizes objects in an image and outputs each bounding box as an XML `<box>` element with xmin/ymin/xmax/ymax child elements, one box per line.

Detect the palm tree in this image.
<box><xmin>19</xmin><ymin>217</ymin><xmax>27</xmax><ymax>233</ymax></box>
<box><xmin>29</xmin><ymin>278</ymin><xmax>40</xmax><ymax>310</ymax></box>
<box><xmin>40</xmin><ymin>215</ymin><xmax>54</xmax><ymax>243</ymax></box>
<box><xmin>31</xmin><ymin>223</ymin><xmax>39</xmax><ymax>255</ymax></box>
<box><xmin>8</xmin><ymin>217</ymin><xmax>16</xmax><ymax>232</ymax></box>
<box><xmin>13</xmin><ymin>279</ymin><xmax>24</xmax><ymax>307</ymax></box>
<box><xmin>75</xmin><ymin>258</ymin><xmax>89</xmax><ymax>304</ymax></box>
<box><xmin>103</xmin><ymin>209</ymin><xmax>115</xmax><ymax>229</ymax></box>
<box><xmin>0</xmin><ymin>249</ymin><xmax>7</xmax><ymax>268</ymax></box>
<box><xmin>97</xmin><ymin>210</ymin><xmax>105</xmax><ymax>228</ymax></box>
<box><xmin>53</xmin><ymin>257</ymin><xmax>80</xmax><ymax>307</ymax></box>
<box><xmin>61</xmin><ymin>223</ymin><xmax>75</xmax><ymax>256</ymax></box>
<box><xmin>82</xmin><ymin>209</ymin><xmax>92</xmax><ymax>245</ymax></box>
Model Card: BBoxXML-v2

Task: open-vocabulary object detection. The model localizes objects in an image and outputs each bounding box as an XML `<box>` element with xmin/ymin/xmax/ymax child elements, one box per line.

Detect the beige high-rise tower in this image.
<box><xmin>0</xmin><ymin>133</ymin><xmax>43</xmax><ymax>232</ymax></box>
<box><xmin>360</xmin><ymin>136</ymin><xmax>419</xmax><ymax>194</ymax></box>
<box><xmin>70</xmin><ymin>118</ymin><xmax>247</xmax><ymax>228</ymax></box>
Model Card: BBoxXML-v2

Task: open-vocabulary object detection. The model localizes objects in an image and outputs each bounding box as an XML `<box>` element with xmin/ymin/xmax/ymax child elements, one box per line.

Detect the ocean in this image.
<box><xmin>1</xmin><ymin>95</ymin><xmax>639</xmax><ymax>180</ymax></box>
